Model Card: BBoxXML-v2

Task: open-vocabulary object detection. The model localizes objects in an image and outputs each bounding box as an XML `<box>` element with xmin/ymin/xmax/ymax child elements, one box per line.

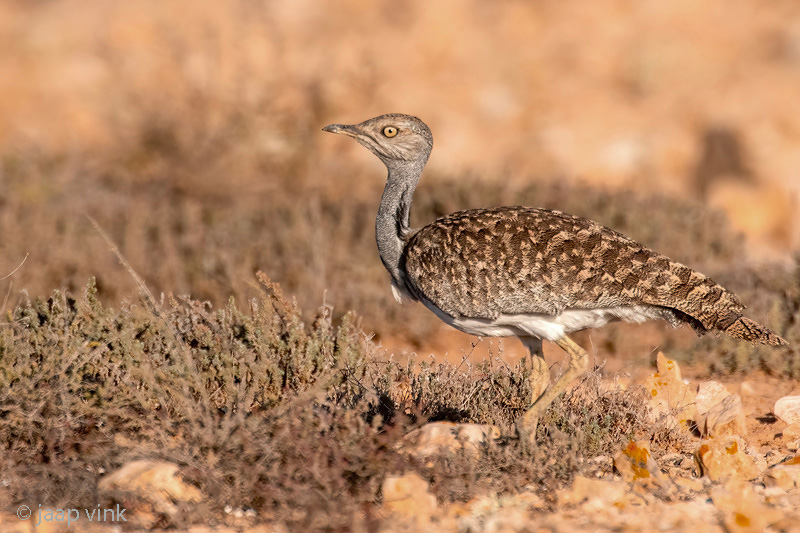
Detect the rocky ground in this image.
<box><xmin>2</xmin><ymin>354</ymin><xmax>797</xmax><ymax>533</ymax></box>
<box><xmin>1</xmin><ymin>2</ymin><xmax>799</xmax><ymax>532</ymax></box>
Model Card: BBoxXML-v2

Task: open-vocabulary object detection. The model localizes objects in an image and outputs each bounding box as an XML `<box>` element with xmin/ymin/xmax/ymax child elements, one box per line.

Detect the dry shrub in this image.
<box><xmin>0</xmin><ymin>137</ymin><xmax>755</xmax><ymax>351</ymax></box>
<box><xmin>0</xmin><ymin>275</ymin><xmax>399</xmax><ymax>528</ymax></box>
<box><xmin>406</xmin><ymin>369</ymin><xmax>654</xmax><ymax>508</ymax></box>
<box><xmin>539</xmin><ymin>371</ymin><xmax>652</xmax><ymax>458</ymax></box>
<box><xmin>0</xmin><ymin>276</ymin><xmax>662</xmax><ymax>529</ymax></box>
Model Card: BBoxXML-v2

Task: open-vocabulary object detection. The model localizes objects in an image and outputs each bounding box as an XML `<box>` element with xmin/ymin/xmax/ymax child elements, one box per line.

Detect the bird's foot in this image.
<box><xmin>515</xmin><ymin>334</ymin><xmax>589</xmax><ymax>453</ymax></box>
<box><xmin>515</xmin><ymin>411</ymin><xmax>539</xmax><ymax>453</ymax></box>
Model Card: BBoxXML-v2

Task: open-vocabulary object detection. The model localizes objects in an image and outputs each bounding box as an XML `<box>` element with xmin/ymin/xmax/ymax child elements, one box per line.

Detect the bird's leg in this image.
<box><xmin>519</xmin><ymin>337</ymin><xmax>549</xmax><ymax>403</ymax></box>
<box><xmin>516</xmin><ymin>334</ymin><xmax>589</xmax><ymax>448</ymax></box>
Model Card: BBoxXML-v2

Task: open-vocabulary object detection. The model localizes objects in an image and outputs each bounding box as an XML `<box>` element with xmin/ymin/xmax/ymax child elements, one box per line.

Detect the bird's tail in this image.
<box><xmin>724</xmin><ymin>315</ymin><xmax>789</xmax><ymax>346</ymax></box>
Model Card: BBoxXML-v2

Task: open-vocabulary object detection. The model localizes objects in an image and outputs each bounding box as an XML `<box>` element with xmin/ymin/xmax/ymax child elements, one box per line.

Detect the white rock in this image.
<box><xmin>765</xmin><ymin>455</ymin><xmax>800</xmax><ymax>491</ymax></box>
<box><xmin>401</xmin><ymin>422</ymin><xmax>500</xmax><ymax>457</ymax></box>
<box><xmin>98</xmin><ymin>460</ymin><xmax>203</xmax><ymax>528</ymax></box>
<box><xmin>775</xmin><ymin>396</ymin><xmax>800</xmax><ymax>425</ymax></box>
<box><xmin>382</xmin><ymin>472</ymin><xmax>437</xmax><ymax>519</ymax></box>
<box><xmin>783</xmin><ymin>422</ymin><xmax>800</xmax><ymax>441</ymax></box>
<box><xmin>704</xmin><ymin>394</ymin><xmax>747</xmax><ymax>437</ymax></box>
<box><xmin>99</xmin><ymin>460</ymin><xmax>202</xmax><ymax>503</ymax></box>
<box><xmin>644</xmin><ymin>353</ymin><xmax>696</xmax><ymax>428</ymax></box>
<box><xmin>558</xmin><ymin>475</ymin><xmax>630</xmax><ymax>510</ymax></box>
<box><xmin>710</xmin><ymin>481</ymin><xmax>783</xmax><ymax>532</ymax></box>
<box><xmin>696</xmin><ymin>381</ymin><xmax>731</xmax><ymax>417</ymax></box>
<box><xmin>657</xmin><ymin>498</ymin><xmax>719</xmax><ymax>531</ymax></box>
<box><xmin>694</xmin><ymin>436</ymin><xmax>759</xmax><ymax>482</ymax></box>
<box><xmin>0</xmin><ymin>512</ymin><xmax>32</xmax><ymax>533</ymax></box>
<box><xmin>613</xmin><ymin>440</ymin><xmax>665</xmax><ymax>486</ymax></box>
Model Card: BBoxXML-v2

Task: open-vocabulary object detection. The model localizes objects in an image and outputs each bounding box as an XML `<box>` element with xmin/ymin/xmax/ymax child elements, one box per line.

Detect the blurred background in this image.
<box><xmin>1</xmin><ymin>0</ymin><xmax>798</xmax><ymax>365</ymax></box>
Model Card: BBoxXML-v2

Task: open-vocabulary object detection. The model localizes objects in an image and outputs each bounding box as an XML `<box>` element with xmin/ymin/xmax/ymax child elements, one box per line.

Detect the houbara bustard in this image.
<box><xmin>322</xmin><ymin>113</ymin><xmax>788</xmax><ymax>442</ymax></box>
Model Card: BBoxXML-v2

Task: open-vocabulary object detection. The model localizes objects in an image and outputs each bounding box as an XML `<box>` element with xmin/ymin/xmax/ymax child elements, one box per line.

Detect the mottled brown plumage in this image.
<box><xmin>323</xmin><ymin>113</ymin><xmax>788</xmax><ymax>444</ymax></box>
<box><xmin>403</xmin><ymin>206</ymin><xmax>785</xmax><ymax>346</ymax></box>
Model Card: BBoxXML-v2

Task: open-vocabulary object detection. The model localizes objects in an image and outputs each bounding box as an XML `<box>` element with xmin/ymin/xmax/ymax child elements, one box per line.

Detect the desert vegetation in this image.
<box><xmin>1</xmin><ymin>1</ymin><xmax>800</xmax><ymax>531</ymax></box>
<box><xmin>0</xmin><ymin>274</ymin><xmax>665</xmax><ymax>529</ymax></box>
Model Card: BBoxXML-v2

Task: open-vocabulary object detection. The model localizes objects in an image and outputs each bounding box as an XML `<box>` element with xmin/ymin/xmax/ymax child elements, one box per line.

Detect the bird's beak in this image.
<box><xmin>322</xmin><ymin>123</ymin><xmax>360</xmax><ymax>138</ymax></box>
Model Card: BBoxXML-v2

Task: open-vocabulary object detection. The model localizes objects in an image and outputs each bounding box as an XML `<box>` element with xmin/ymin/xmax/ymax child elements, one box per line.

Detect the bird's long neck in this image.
<box><xmin>375</xmin><ymin>159</ymin><xmax>424</xmax><ymax>283</ymax></box>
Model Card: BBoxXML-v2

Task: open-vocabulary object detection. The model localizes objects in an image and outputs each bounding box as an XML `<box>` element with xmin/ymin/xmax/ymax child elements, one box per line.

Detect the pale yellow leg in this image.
<box><xmin>516</xmin><ymin>335</ymin><xmax>589</xmax><ymax>448</ymax></box>
<box><xmin>520</xmin><ymin>337</ymin><xmax>549</xmax><ymax>403</ymax></box>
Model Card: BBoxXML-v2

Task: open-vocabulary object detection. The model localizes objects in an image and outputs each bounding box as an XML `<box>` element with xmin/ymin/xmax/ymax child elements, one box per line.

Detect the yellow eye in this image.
<box><xmin>383</xmin><ymin>126</ymin><xmax>398</xmax><ymax>138</ymax></box>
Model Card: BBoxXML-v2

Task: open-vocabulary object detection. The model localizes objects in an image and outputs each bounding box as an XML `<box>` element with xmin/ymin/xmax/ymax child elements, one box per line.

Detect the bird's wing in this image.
<box><xmin>403</xmin><ymin>206</ymin><xmax>744</xmax><ymax>331</ymax></box>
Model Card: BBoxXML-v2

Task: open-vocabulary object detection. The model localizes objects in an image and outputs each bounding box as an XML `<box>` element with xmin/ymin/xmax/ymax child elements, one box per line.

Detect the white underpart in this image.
<box><xmin>420</xmin><ymin>299</ymin><xmax>669</xmax><ymax>342</ymax></box>
<box><xmin>391</xmin><ymin>280</ymin><xmax>411</xmax><ymax>303</ymax></box>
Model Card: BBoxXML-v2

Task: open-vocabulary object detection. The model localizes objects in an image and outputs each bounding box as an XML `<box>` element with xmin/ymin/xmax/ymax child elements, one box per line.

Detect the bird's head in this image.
<box><xmin>322</xmin><ymin>114</ymin><xmax>433</xmax><ymax>167</ymax></box>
